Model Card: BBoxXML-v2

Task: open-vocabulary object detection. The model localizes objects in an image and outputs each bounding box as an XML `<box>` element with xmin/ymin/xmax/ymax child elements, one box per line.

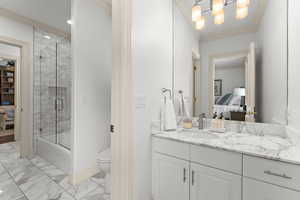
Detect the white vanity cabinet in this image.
<box><xmin>152</xmin><ymin>137</ymin><xmax>300</xmax><ymax>200</ymax></box>
<box><xmin>152</xmin><ymin>137</ymin><xmax>242</xmax><ymax>200</ymax></box>
<box><xmin>190</xmin><ymin>163</ymin><xmax>241</xmax><ymax>200</ymax></box>
<box><xmin>243</xmin><ymin>178</ymin><xmax>300</xmax><ymax>200</ymax></box>
<box><xmin>152</xmin><ymin>153</ymin><xmax>190</xmax><ymax>200</ymax></box>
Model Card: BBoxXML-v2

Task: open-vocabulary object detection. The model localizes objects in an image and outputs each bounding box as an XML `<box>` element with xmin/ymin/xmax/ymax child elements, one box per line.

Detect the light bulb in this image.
<box><xmin>212</xmin><ymin>0</ymin><xmax>224</xmax><ymax>16</ymax></box>
<box><xmin>195</xmin><ymin>17</ymin><xmax>205</xmax><ymax>30</ymax></box>
<box><xmin>237</xmin><ymin>0</ymin><xmax>250</xmax><ymax>8</ymax></box>
<box><xmin>214</xmin><ymin>10</ymin><xmax>224</xmax><ymax>25</ymax></box>
<box><xmin>236</xmin><ymin>6</ymin><xmax>248</xmax><ymax>19</ymax></box>
<box><xmin>192</xmin><ymin>4</ymin><xmax>202</xmax><ymax>22</ymax></box>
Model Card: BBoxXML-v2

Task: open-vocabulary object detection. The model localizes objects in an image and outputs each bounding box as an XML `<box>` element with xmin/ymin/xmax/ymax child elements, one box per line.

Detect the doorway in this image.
<box><xmin>0</xmin><ymin>36</ymin><xmax>33</xmax><ymax>157</ymax></box>
<box><xmin>0</xmin><ymin>43</ymin><xmax>20</xmax><ymax>145</ymax></box>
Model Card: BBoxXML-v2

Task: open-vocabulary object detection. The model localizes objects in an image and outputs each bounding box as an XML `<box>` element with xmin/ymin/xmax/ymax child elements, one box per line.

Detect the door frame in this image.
<box><xmin>0</xmin><ymin>36</ymin><xmax>33</xmax><ymax>157</ymax></box>
<box><xmin>112</xmin><ymin>0</ymin><xmax>135</xmax><ymax>200</ymax></box>
<box><xmin>208</xmin><ymin>50</ymin><xmax>248</xmax><ymax>116</ymax></box>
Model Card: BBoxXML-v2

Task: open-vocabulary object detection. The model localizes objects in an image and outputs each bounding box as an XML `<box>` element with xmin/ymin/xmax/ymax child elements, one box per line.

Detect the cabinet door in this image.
<box><xmin>190</xmin><ymin>163</ymin><xmax>241</xmax><ymax>200</ymax></box>
<box><xmin>152</xmin><ymin>153</ymin><xmax>189</xmax><ymax>200</ymax></box>
<box><xmin>244</xmin><ymin>178</ymin><xmax>300</xmax><ymax>200</ymax></box>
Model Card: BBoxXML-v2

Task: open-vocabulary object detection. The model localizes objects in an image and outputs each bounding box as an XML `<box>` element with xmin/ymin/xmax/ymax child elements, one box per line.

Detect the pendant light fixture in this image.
<box><xmin>192</xmin><ymin>0</ymin><xmax>250</xmax><ymax>30</ymax></box>
<box><xmin>192</xmin><ymin>2</ymin><xmax>202</xmax><ymax>22</ymax></box>
<box><xmin>236</xmin><ymin>6</ymin><xmax>248</xmax><ymax>19</ymax></box>
<box><xmin>196</xmin><ymin>17</ymin><xmax>205</xmax><ymax>30</ymax></box>
<box><xmin>212</xmin><ymin>0</ymin><xmax>224</xmax><ymax>16</ymax></box>
<box><xmin>236</xmin><ymin>0</ymin><xmax>250</xmax><ymax>8</ymax></box>
<box><xmin>214</xmin><ymin>10</ymin><xmax>225</xmax><ymax>25</ymax></box>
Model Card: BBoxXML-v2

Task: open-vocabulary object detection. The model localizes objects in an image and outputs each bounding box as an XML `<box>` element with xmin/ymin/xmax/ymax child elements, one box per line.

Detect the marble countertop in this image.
<box><xmin>152</xmin><ymin>128</ymin><xmax>300</xmax><ymax>165</ymax></box>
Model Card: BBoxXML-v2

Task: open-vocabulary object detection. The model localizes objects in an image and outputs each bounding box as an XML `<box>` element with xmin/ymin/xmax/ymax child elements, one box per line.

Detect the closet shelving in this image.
<box><xmin>0</xmin><ymin>66</ymin><xmax>15</xmax><ymax>106</ymax></box>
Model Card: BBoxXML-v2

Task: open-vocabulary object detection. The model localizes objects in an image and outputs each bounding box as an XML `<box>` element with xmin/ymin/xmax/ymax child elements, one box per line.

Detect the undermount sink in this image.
<box><xmin>179</xmin><ymin>129</ymin><xmax>219</xmax><ymax>139</ymax></box>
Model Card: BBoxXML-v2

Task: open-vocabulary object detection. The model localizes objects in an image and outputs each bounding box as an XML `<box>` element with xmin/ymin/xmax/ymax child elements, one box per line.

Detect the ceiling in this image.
<box><xmin>0</xmin><ymin>0</ymin><xmax>71</xmax><ymax>33</ymax></box>
<box><xmin>215</xmin><ymin>56</ymin><xmax>246</xmax><ymax>69</ymax></box>
<box><xmin>176</xmin><ymin>0</ymin><xmax>269</xmax><ymax>41</ymax></box>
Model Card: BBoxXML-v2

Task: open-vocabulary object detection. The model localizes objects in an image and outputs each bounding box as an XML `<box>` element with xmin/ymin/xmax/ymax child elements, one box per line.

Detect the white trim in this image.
<box><xmin>0</xmin><ymin>36</ymin><xmax>33</xmax><ymax>157</ymax></box>
<box><xmin>111</xmin><ymin>0</ymin><xmax>135</xmax><ymax>199</ymax></box>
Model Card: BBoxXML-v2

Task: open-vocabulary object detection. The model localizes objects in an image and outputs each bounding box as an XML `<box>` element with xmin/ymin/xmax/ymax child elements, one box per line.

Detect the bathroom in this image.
<box><xmin>0</xmin><ymin>0</ymin><xmax>112</xmax><ymax>200</ymax></box>
<box><xmin>0</xmin><ymin>0</ymin><xmax>300</xmax><ymax>200</ymax></box>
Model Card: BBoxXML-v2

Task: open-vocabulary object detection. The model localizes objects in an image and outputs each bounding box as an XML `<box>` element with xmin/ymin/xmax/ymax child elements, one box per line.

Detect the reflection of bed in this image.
<box><xmin>216</xmin><ymin>93</ymin><xmax>242</xmax><ymax>106</ymax></box>
<box><xmin>214</xmin><ymin>93</ymin><xmax>243</xmax><ymax>119</ymax></box>
<box><xmin>213</xmin><ymin>105</ymin><xmax>243</xmax><ymax>119</ymax></box>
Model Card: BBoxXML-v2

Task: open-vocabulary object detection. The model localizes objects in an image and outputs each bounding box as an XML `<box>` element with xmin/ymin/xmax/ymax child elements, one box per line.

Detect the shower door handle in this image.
<box><xmin>55</xmin><ymin>98</ymin><xmax>64</xmax><ymax>111</ymax></box>
<box><xmin>55</xmin><ymin>99</ymin><xmax>58</xmax><ymax>111</ymax></box>
<box><xmin>57</xmin><ymin>98</ymin><xmax>64</xmax><ymax>111</ymax></box>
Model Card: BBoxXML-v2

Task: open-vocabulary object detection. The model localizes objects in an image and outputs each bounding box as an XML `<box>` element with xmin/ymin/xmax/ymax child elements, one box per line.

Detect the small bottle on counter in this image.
<box><xmin>183</xmin><ymin>117</ymin><xmax>193</xmax><ymax>129</ymax></box>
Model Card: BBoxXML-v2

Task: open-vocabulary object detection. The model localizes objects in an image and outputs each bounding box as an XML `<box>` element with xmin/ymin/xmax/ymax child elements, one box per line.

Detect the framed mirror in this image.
<box><xmin>173</xmin><ymin>0</ymin><xmax>288</xmax><ymax>124</ymax></box>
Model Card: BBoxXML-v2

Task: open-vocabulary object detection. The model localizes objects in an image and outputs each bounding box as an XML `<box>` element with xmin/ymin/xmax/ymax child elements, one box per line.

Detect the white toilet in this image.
<box><xmin>98</xmin><ymin>148</ymin><xmax>111</xmax><ymax>194</ymax></box>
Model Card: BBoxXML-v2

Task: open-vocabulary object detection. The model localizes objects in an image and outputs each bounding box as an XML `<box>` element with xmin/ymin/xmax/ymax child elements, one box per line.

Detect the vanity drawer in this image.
<box><xmin>243</xmin><ymin>155</ymin><xmax>300</xmax><ymax>191</ymax></box>
<box><xmin>152</xmin><ymin>137</ymin><xmax>189</xmax><ymax>160</ymax></box>
<box><xmin>191</xmin><ymin>145</ymin><xmax>242</xmax><ymax>174</ymax></box>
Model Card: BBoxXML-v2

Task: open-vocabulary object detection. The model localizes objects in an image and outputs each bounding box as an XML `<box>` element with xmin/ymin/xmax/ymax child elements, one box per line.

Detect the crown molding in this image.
<box><xmin>0</xmin><ymin>8</ymin><xmax>70</xmax><ymax>39</ymax></box>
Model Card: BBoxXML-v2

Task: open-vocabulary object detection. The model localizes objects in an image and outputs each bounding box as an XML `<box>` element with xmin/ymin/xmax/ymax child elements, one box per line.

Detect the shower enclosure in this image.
<box><xmin>34</xmin><ymin>29</ymin><xmax>71</xmax><ymax>169</ymax></box>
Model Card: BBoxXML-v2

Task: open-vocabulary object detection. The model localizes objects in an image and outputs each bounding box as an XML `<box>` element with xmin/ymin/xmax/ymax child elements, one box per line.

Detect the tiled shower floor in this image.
<box><xmin>0</xmin><ymin>142</ymin><xmax>110</xmax><ymax>200</ymax></box>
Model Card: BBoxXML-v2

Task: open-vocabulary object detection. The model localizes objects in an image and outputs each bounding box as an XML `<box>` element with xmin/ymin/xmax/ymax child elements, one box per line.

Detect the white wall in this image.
<box><xmin>132</xmin><ymin>0</ymin><xmax>173</xmax><ymax>198</ymax></box>
<box><xmin>0</xmin><ymin>15</ymin><xmax>34</xmax><ymax>45</ymax></box>
<box><xmin>198</xmin><ymin>33</ymin><xmax>257</xmax><ymax>115</ymax></box>
<box><xmin>0</xmin><ymin>43</ymin><xmax>20</xmax><ymax>56</ymax></box>
<box><xmin>173</xmin><ymin>3</ymin><xmax>199</xmax><ymax>115</ymax></box>
<box><xmin>71</xmin><ymin>0</ymin><xmax>111</xmax><ymax>183</ymax></box>
<box><xmin>256</xmin><ymin>0</ymin><xmax>287</xmax><ymax>124</ymax></box>
<box><xmin>288</xmin><ymin>0</ymin><xmax>300</xmax><ymax>131</ymax></box>
<box><xmin>215</xmin><ymin>65</ymin><xmax>245</xmax><ymax>97</ymax></box>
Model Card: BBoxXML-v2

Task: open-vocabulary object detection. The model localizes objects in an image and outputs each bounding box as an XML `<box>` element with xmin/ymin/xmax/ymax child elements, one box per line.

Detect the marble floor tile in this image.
<box><xmin>0</xmin><ymin>163</ymin><xmax>5</xmax><ymax>174</ymax></box>
<box><xmin>0</xmin><ymin>171</ymin><xmax>24</xmax><ymax>200</ymax></box>
<box><xmin>16</xmin><ymin>196</ymin><xmax>28</xmax><ymax>200</ymax></box>
<box><xmin>30</xmin><ymin>156</ymin><xmax>51</xmax><ymax>169</ymax></box>
<box><xmin>0</xmin><ymin>142</ymin><xmax>108</xmax><ymax>200</ymax></box>
<box><xmin>79</xmin><ymin>187</ymin><xmax>105</xmax><ymax>200</ymax></box>
<box><xmin>90</xmin><ymin>172</ymin><xmax>105</xmax><ymax>186</ymax></box>
<box><xmin>40</xmin><ymin>165</ymin><xmax>67</xmax><ymax>183</ymax></box>
<box><xmin>0</xmin><ymin>143</ymin><xmax>20</xmax><ymax>164</ymax></box>
<box><xmin>3</xmin><ymin>159</ymin><xmax>44</xmax><ymax>187</ymax></box>
<box><xmin>60</xmin><ymin>177</ymin><xmax>99</xmax><ymax>200</ymax></box>
<box><xmin>20</xmin><ymin>175</ymin><xmax>68</xmax><ymax>200</ymax></box>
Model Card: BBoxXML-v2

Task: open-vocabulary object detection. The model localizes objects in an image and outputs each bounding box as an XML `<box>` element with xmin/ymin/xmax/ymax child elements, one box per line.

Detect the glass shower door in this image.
<box><xmin>35</xmin><ymin>30</ymin><xmax>71</xmax><ymax>150</ymax></box>
<box><xmin>56</xmin><ymin>42</ymin><xmax>71</xmax><ymax>149</ymax></box>
<box><xmin>39</xmin><ymin>44</ymin><xmax>58</xmax><ymax>144</ymax></box>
